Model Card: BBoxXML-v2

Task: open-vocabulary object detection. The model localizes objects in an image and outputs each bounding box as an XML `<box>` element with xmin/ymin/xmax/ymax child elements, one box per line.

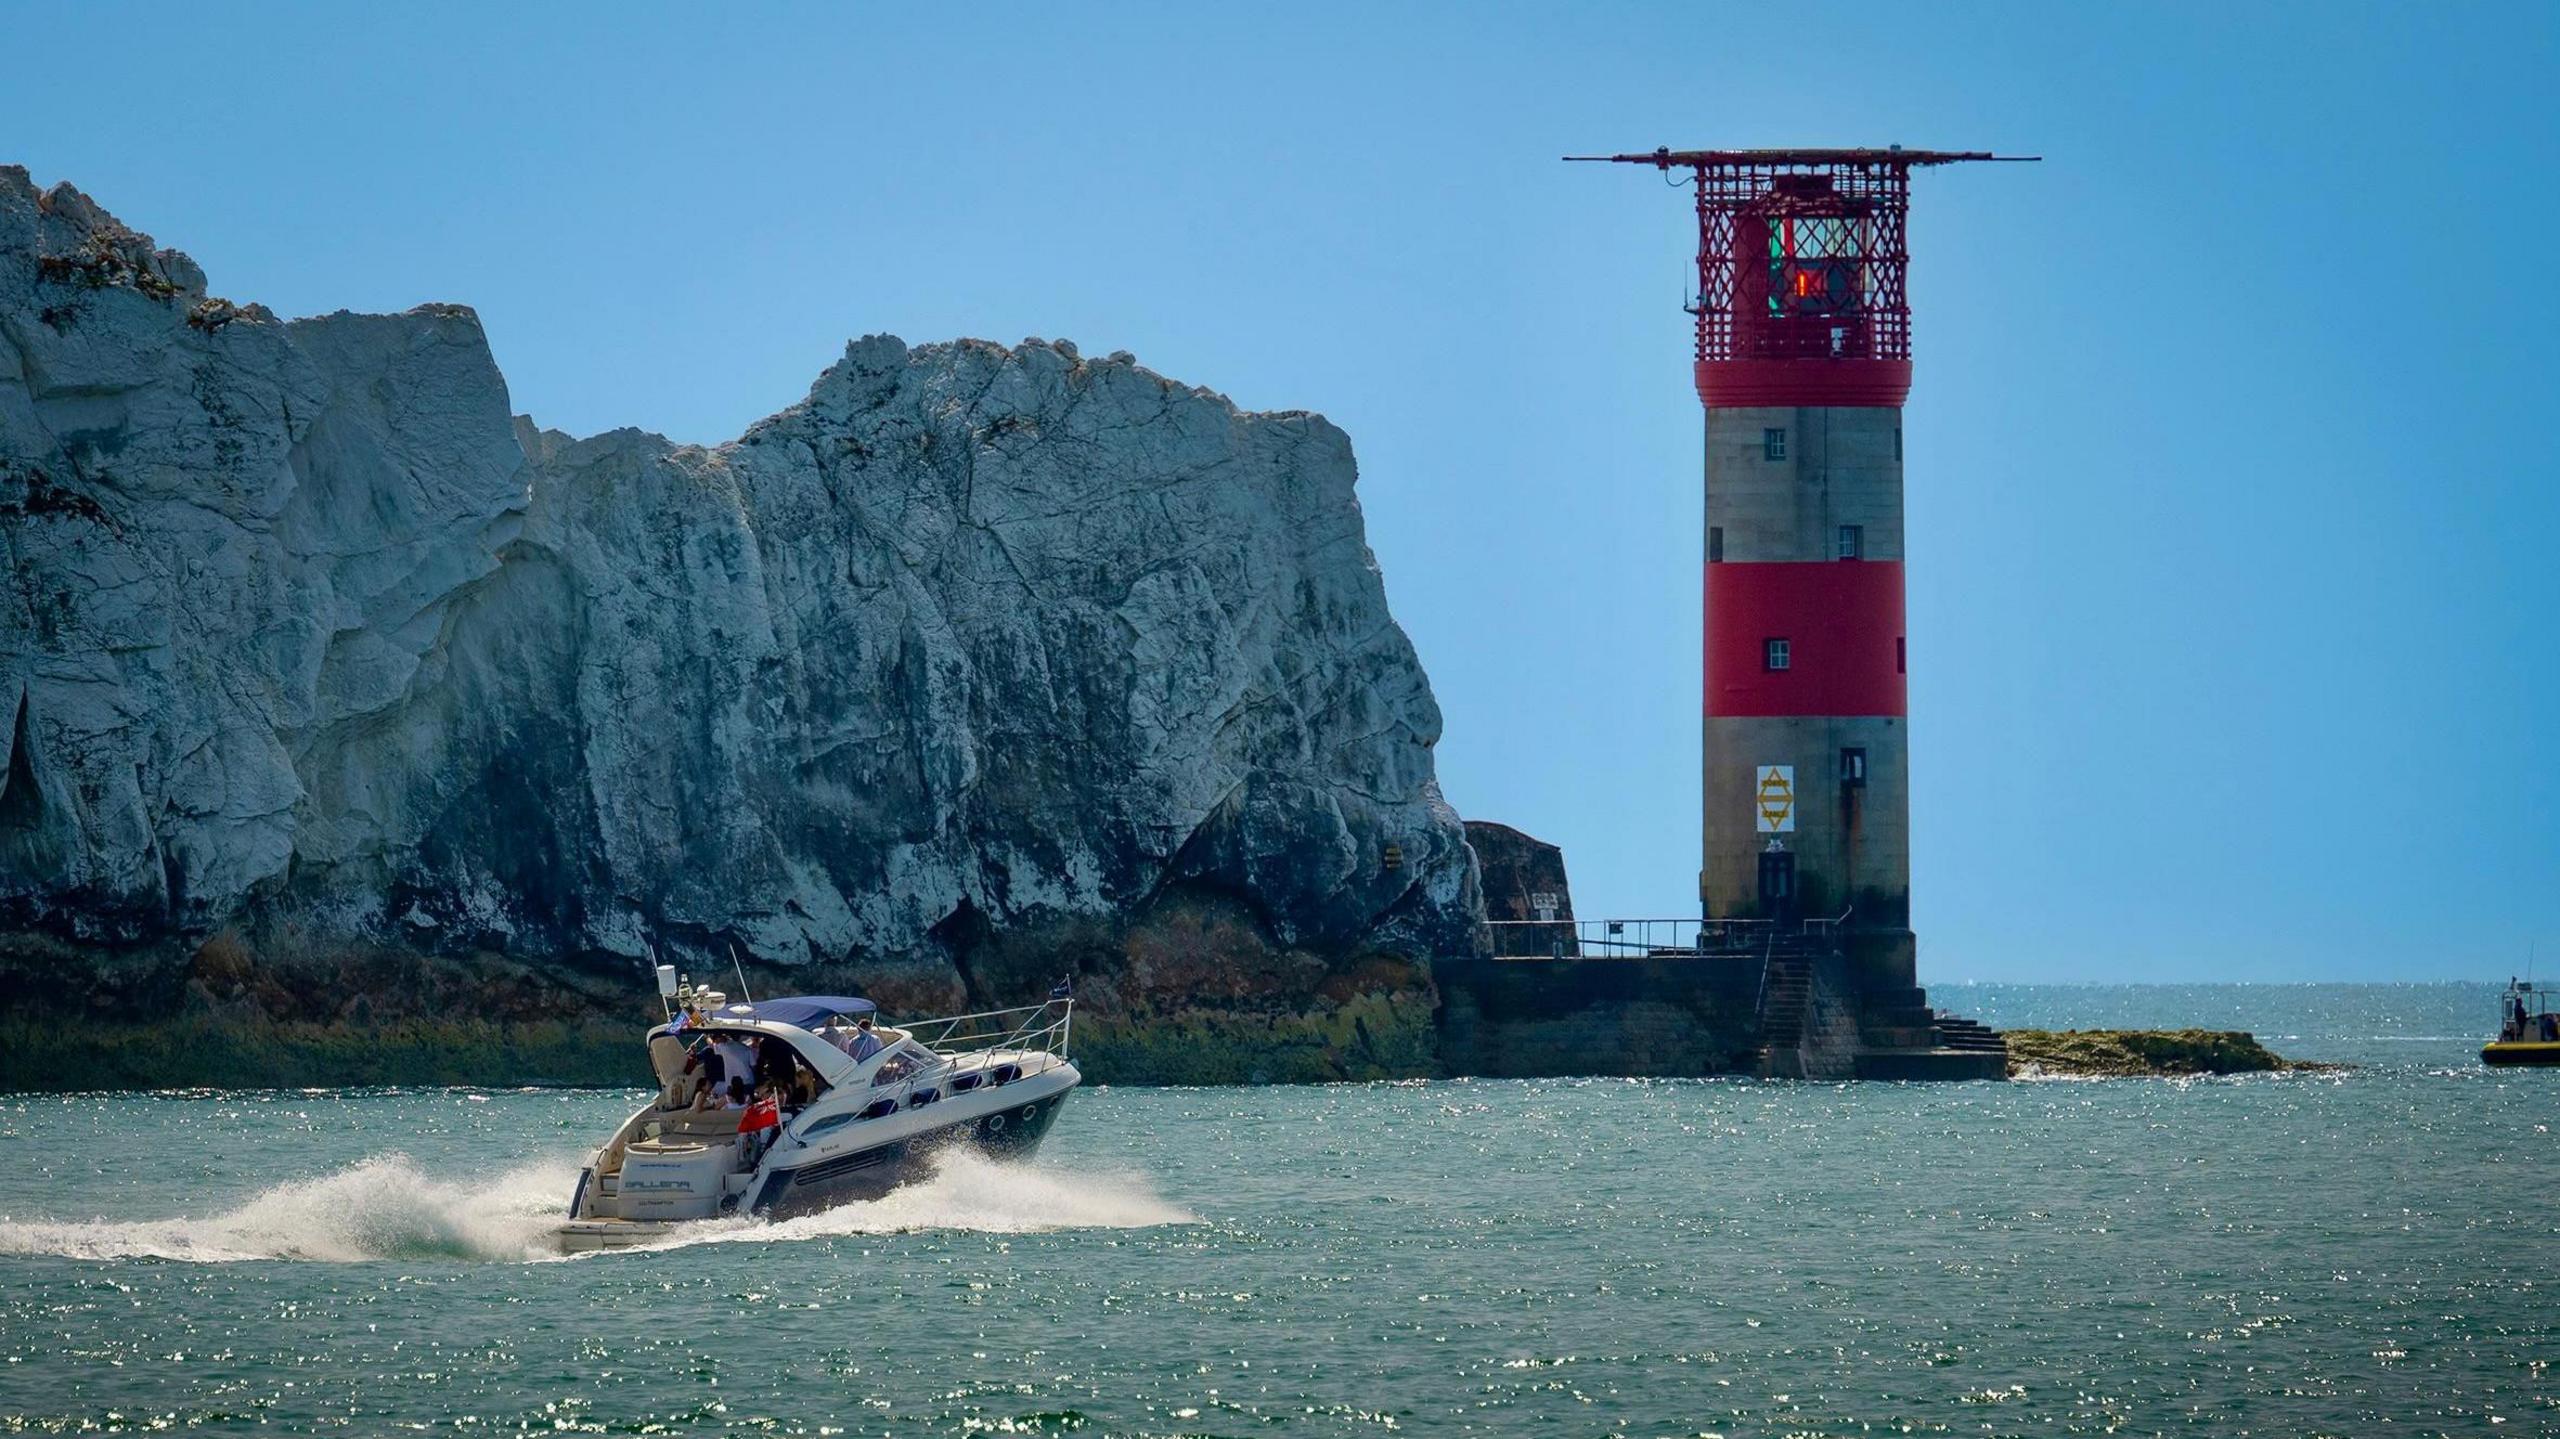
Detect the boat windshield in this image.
<box><xmin>870</xmin><ymin>1042</ymin><xmax>940</xmax><ymax>1087</ymax></box>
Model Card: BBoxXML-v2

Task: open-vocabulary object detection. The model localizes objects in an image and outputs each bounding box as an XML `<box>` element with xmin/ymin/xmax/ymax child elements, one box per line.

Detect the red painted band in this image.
<box><xmin>1696</xmin><ymin>358</ymin><xmax>1912</xmax><ymax>409</ymax></box>
<box><xmin>1706</xmin><ymin>561</ymin><xmax>1907</xmax><ymax>717</ymax></box>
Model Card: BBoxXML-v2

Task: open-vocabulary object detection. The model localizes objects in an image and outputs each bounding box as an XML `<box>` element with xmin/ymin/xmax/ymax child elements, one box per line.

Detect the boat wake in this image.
<box><xmin>0</xmin><ymin>1154</ymin><xmax>579</xmax><ymax>1263</ymax></box>
<box><xmin>0</xmin><ymin>1149</ymin><xmax>1189</xmax><ymax>1264</ymax></box>
<box><xmin>636</xmin><ymin>1147</ymin><xmax>1196</xmax><ymax>1252</ymax></box>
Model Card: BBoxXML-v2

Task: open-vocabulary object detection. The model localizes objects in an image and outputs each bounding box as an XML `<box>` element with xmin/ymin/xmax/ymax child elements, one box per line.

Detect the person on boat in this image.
<box><xmin>754</xmin><ymin>1033</ymin><xmax>798</xmax><ymax>1101</ymax></box>
<box><xmin>847</xmin><ymin>1016</ymin><xmax>885</xmax><ymax>1063</ymax></box>
<box><xmin>681</xmin><ymin>1037</ymin><xmax>729</xmax><ymax>1109</ymax></box>
<box><xmin>712</xmin><ymin>1031</ymin><xmax>758</xmax><ymax>1097</ymax></box>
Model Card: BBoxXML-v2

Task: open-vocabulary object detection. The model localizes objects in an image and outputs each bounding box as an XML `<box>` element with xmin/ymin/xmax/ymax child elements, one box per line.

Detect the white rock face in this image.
<box><xmin>0</xmin><ymin>171</ymin><xmax>1478</xmax><ymax>978</ymax></box>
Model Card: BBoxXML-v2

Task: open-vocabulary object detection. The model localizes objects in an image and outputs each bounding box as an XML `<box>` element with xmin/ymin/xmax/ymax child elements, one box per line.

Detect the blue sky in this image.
<box><xmin>7</xmin><ymin>3</ymin><xmax>2554</xmax><ymax>981</ymax></box>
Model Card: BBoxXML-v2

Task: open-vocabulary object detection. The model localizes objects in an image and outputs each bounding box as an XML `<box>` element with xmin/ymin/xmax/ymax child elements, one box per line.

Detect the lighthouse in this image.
<box><xmin>1575</xmin><ymin>147</ymin><xmax>2028</xmax><ymax>1004</ymax></box>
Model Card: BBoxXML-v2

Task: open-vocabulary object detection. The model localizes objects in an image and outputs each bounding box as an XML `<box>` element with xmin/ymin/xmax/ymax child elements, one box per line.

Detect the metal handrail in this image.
<box><xmin>902</xmin><ymin>999</ymin><xmax>1069</xmax><ymax>1032</ymax></box>
<box><xmin>897</xmin><ymin>999</ymin><xmax>1073</xmax><ymax>1082</ymax></box>
<box><xmin>1752</xmin><ymin>928</ymin><xmax>1774</xmax><ymax>1030</ymax></box>
<box><xmin>1481</xmin><ymin>909</ymin><xmax>1858</xmax><ymax>961</ymax></box>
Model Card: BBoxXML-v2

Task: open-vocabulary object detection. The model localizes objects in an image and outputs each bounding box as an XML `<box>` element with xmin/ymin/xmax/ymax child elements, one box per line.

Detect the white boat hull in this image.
<box><xmin>556</xmin><ymin>1218</ymin><xmax>679</xmax><ymax>1253</ymax></box>
<box><xmin>560</xmin><ymin>1054</ymin><xmax>1078</xmax><ymax>1250</ymax></box>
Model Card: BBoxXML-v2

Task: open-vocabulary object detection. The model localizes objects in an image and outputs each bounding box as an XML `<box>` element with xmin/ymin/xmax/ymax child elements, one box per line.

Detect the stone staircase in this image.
<box><xmin>1756</xmin><ymin>953</ymin><xmax>1812</xmax><ymax>1056</ymax></box>
<box><xmin>1858</xmin><ymin>984</ymin><xmax>1937</xmax><ymax>1050</ymax></box>
<box><xmin>1749</xmin><ymin>940</ymin><xmax>2013</xmax><ymax>1082</ymax></box>
<box><xmin>1931</xmin><ymin>1012</ymin><xmax>2009</xmax><ymax>1057</ymax></box>
<box><xmin>1852</xmin><ymin>1001</ymin><xmax>2010</xmax><ymax>1081</ymax></box>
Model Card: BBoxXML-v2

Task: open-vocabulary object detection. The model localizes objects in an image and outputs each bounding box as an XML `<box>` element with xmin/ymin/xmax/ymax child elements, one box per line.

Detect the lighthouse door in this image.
<box><xmin>1756</xmin><ymin>848</ymin><xmax>1799</xmax><ymax>923</ymax></box>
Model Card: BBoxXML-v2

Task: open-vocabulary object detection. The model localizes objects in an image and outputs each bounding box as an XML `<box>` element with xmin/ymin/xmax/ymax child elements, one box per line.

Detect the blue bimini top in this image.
<box><xmin>724</xmin><ymin>995</ymin><xmax>878</xmax><ymax>1031</ymax></box>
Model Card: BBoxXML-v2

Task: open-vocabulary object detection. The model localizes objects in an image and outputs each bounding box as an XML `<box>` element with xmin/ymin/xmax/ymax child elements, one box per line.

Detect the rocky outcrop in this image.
<box><xmin>0</xmin><ymin>169</ymin><xmax>1480</xmax><ymax>1055</ymax></box>
<box><xmin>1464</xmin><ymin>819</ymin><xmax>1574</xmax><ymax>959</ymax></box>
<box><xmin>1464</xmin><ymin>820</ymin><xmax>1573</xmax><ymax>925</ymax></box>
<box><xmin>2003</xmin><ymin>1030</ymin><xmax>2336</xmax><ymax>1078</ymax></box>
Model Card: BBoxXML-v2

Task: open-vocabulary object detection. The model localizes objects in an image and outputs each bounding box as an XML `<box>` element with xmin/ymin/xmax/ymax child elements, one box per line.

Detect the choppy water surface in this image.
<box><xmin>0</xmin><ymin>983</ymin><xmax>2550</xmax><ymax>1435</ymax></box>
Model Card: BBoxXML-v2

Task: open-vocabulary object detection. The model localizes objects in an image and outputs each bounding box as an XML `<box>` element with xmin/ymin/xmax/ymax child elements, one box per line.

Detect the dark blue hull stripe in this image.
<box><xmin>749</xmin><ymin>1092</ymin><xmax>1068</xmax><ymax>1219</ymax></box>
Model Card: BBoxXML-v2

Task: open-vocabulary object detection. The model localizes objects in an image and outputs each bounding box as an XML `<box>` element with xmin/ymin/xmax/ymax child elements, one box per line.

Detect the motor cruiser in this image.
<box><xmin>557</xmin><ymin>975</ymin><xmax>1080</xmax><ymax>1251</ymax></box>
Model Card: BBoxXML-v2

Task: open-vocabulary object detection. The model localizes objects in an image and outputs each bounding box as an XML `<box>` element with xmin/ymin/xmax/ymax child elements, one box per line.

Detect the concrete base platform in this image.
<box><xmin>1853</xmin><ymin>1048</ymin><xmax>2009</xmax><ymax>1082</ymax></box>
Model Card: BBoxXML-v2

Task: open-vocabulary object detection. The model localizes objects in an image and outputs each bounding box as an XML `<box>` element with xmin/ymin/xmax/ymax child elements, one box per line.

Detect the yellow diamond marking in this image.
<box><xmin>1755</xmin><ymin>765</ymin><xmax>1795</xmax><ymax>832</ymax></box>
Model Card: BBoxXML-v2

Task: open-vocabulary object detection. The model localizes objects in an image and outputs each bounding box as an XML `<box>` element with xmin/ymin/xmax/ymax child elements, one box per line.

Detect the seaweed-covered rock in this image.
<box><xmin>2004</xmin><ymin>1029</ymin><xmax>2333</xmax><ymax>1077</ymax></box>
<box><xmin>0</xmin><ymin>169</ymin><xmax>1481</xmax><ymax>1011</ymax></box>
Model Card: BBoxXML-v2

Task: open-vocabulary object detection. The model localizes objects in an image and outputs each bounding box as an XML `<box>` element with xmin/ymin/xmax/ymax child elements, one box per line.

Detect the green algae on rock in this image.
<box><xmin>2005</xmin><ymin>1028</ymin><xmax>2335</xmax><ymax>1078</ymax></box>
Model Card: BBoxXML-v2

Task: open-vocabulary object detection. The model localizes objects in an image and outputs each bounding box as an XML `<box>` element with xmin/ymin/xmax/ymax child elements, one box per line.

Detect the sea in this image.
<box><xmin>0</xmin><ymin>983</ymin><xmax>2548</xmax><ymax>1436</ymax></box>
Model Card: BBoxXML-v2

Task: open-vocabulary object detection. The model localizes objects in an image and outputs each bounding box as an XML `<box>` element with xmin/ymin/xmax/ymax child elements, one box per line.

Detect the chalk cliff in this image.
<box><xmin>0</xmin><ymin>170</ymin><xmax>1478</xmax><ymax>1071</ymax></box>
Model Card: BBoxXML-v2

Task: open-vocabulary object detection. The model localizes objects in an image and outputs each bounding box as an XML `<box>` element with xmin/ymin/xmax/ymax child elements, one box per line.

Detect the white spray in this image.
<box><xmin>0</xmin><ymin>1148</ymin><xmax>1191</xmax><ymax>1264</ymax></box>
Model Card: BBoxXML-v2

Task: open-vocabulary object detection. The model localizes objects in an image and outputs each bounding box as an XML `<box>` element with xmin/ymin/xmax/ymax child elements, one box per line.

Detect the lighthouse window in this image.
<box><xmin>1763</xmin><ymin>427</ymin><xmax>1786</xmax><ymax>461</ymax></box>
<box><xmin>1836</xmin><ymin>524</ymin><xmax>1863</xmax><ymax>560</ymax></box>
<box><xmin>1764</xmin><ymin>638</ymin><xmax>1791</xmax><ymax>671</ymax></box>
<box><xmin>1840</xmin><ymin>747</ymin><xmax>1867</xmax><ymax>787</ymax></box>
<box><xmin>1708</xmin><ymin>526</ymin><xmax>1724</xmax><ymax>563</ymax></box>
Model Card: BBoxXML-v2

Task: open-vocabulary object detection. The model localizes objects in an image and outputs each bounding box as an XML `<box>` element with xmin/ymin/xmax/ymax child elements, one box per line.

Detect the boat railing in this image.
<box><xmin>834</xmin><ymin>1000</ymin><xmax>1071</xmax><ymax>1124</ymax></box>
<box><xmin>900</xmin><ymin>998</ymin><xmax>1073</xmax><ymax>1082</ymax></box>
<box><xmin>2498</xmin><ymin>980</ymin><xmax>2559</xmax><ymax>1041</ymax></box>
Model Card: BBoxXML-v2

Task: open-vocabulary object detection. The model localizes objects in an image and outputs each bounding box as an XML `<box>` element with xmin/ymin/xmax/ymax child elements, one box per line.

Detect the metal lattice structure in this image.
<box><xmin>1698</xmin><ymin>160</ymin><xmax>1908</xmax><ymax>364</ymax></box>
<box><xmin>1567</xmin><ymin>148</ymin><xmax>2030</xmax><ymax>368</ymax></box>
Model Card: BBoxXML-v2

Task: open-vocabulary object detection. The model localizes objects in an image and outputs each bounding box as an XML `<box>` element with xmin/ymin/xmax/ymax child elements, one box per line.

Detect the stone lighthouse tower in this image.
<box><xmin>1575</xmin><ymin>146</ymin><xmax>2025</xmax><ymax>1000</ymax></box>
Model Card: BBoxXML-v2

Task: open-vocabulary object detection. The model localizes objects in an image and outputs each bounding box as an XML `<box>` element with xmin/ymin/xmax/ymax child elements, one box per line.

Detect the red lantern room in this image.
<box><xmin>1736</xmin><ymin>176</ymin><xmax>1879</xmax><ymax>357</ymax></box>
<box><xmin>1714</xmin><ymin>164</ymin><xmax>1905</xmax><ymax>405</ymax></box>
<box><xmin>1571</xmin><ymin>148</ymin><xmax>2026</xmax><ymax>408</ymax></box>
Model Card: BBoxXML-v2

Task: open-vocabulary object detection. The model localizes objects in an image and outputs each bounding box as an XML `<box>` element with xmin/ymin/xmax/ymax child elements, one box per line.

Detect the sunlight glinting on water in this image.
<box><xmin>0</xmin><ymin>983</ymin><xmax>2549</xmax><ymax>1435</ymax></box>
